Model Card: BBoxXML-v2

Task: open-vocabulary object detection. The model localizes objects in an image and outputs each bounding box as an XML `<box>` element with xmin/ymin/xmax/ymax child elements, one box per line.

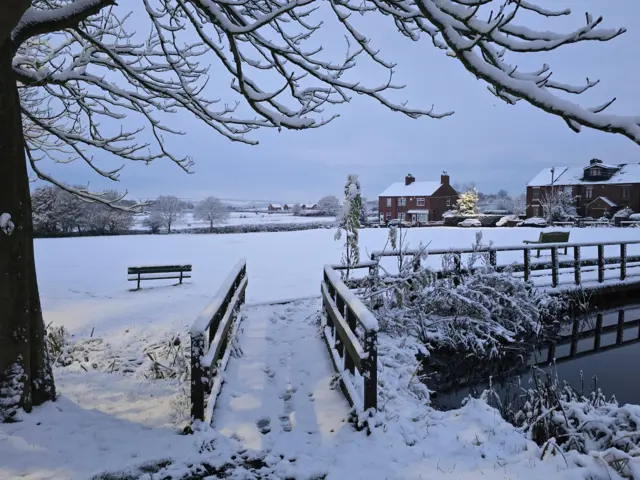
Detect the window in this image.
<box><xmin>623</xmin><ymin>186</ymin><xmax>631</xmax><ymax>200</ymax></box>
<box><xmin>417</xmin><ymin>212</ymin><xmax>428</xmax><ymax>223</ymax></box>
<box><xmin>591</xmin><ymin>167</ymin><xmax>601</xmax><ymax>176</ymax></box>
<box><xmin>416</xmin><ymin>197</ymin><xmax>425</xmax><ymax>206</ymax></box>
<box><xmin>386</xmin><ymin>197</ymin><xmax>392</xmax><ymax>208</ymax></box>
<box><xmin>399</xmin><ymin>197</ymin><xmax>407</xmax><ymax>207</ymax></box>
<box><xmin>532</xmin><ymin>187</ymin><xmax>540</xmax><ymax>200</ymax></box>
<box><xmin>532</xmin><ymin>206</ymin><xmax>540</xmax><ymax>217</ymax></box>
<box><xmin>446</xmin><ymin>198</ymin><xmax>451</xmax><ymax>207</ymax></box>
<box><xmin>398</xmin><ymin>212</ymin><xmax>405</xmax><ymax>221</ymax></box>
<box><xmin>585</xmin><ymin>187</ymin><xmax>593</xmax><ymax>199</ymax></box>
<box><xmin>385</xmin><ymin>212</ymin><xmax>391</xmax><ymax>220</ymax></box>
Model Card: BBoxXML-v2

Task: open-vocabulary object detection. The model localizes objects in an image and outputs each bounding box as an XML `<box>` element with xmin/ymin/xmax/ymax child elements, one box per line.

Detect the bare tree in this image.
<box><xmin>153</xmin><ymin>196</ymin><xmax>184</xmax><ymax>234</ymax></box>
<box><xmin>291</xmin><ymin>203</ymin><xmax>302</xmax><ymax>216</ymax></box>
<box><xmin>539</xmin><ymin>188</ymin><xmax>577</xmax><ymax>222</ymax></box>
<box><xmin>317</xmin><ymin>196</ymin><xmax>341</xmax><ymax>216</ymax></box>
<box><xmin>2</xmin><ymin>1</ymin><xmax>640</xmax><ymax>420</ymax></box>
<box><xmin>194</xmin><ymin>196</ymin><xmax>229</xmax><ymax>232</ymax></box>
<box><xmin>143</xmin><ymin>211</ymin><xmax>164</xmax><ymax>234</ymax></box>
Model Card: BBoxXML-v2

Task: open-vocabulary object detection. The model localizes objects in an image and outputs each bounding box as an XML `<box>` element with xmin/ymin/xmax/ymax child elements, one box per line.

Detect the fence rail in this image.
<box><xmin>190</xmin><ymin>259</ymin><xmax>248</xmax><ymax>422</ymax></box>
<box><xmin>321</xmin><ymin>265</ymin><xmax>378</xmax><ymax>414</ymax></box>
<box><xmin>370</xmin><ymin>240</ymin><xmax>640</xmax><ymax>288</ymax></box>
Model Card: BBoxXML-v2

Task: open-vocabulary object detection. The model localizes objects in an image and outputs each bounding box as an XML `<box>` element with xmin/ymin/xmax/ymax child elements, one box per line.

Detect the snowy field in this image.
<box><xmin>133</xmin><ymin>211</ymin><xmax>336</xmax><ymax>231</ymax></box>
<box><xmin>3</xmin><ymin>227</ymin><xmax>640</xmax><ymax>479</ymax></box>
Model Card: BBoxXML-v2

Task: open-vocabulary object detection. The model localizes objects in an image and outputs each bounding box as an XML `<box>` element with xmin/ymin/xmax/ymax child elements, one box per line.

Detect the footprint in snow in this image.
<box><xmin>279</xmin><ymin>414</ymin><xmax>292</xmax><ymax>432</ymax></box>
<box><xmin>263</xmin><ymin>366</ymin><xmax>276</xmax><ymax>379</ymax></box>
<box><xmin>256</xmin><ymin>417</ymin><xmax>271</xmax><ymax>435</ymax></box>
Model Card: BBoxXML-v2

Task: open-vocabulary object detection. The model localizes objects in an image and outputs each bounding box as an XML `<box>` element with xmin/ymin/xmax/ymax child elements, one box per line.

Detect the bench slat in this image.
<box><xmin>128</xmin><ymin>265</ymin><xmax>192</xmax><ymax>274</ymax></box>
<box><xmin>128</xmin><ymin>275</ymin><xmax>192</xmax><ymax>282</ymax></box>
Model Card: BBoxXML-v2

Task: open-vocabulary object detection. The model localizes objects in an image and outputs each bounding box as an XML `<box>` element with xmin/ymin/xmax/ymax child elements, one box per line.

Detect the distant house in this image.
<box><xmin>301</xmin><ymin>203</ymin><xmax>317</xmax><ymax>210</ymax></box>
<box><xmin>378</xmin><ymin>173</ymin><xmax>459</xmax><ymax>223</ymax></box>
<box><xmin>526</xmin><ymin>159</ymin><xmax>640</xmax><ymax>218</ymax></box>
<box><xmin>283</xmin><ymin>204</ymin><xmax>291</xmax><ymax>211</ymax></box>
<box><xmin>268</xmin><ymin>203</ymin><xmax>283</xmax><ymax>212</ymax></box>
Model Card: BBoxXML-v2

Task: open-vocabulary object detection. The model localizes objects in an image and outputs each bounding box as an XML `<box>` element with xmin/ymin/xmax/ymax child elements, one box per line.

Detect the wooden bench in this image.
<box><xmin>523</xmin><ymin>231</ymin><xmax>570</xmax><ymax>258</ymax></box>
<box><xmin>127</xmin><ymin>264</ymin><xmax>192</xmax><ymax>290</ymax></box>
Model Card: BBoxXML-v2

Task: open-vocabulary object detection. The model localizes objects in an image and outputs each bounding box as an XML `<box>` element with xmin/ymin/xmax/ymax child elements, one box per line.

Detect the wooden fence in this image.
<box><xmin>189</xmin><ymin>259</ymin><xmax>248</xmax><ymax>422</ymax></box>
<box><xmin>321</xmin><ymin>265</ymin><xmax>378</xmax><ymax>413</ymax></box>
<box><xmin>370</xmin><ymin>240</ymin><xmax>640</xmax><ymax>288</ymax></box>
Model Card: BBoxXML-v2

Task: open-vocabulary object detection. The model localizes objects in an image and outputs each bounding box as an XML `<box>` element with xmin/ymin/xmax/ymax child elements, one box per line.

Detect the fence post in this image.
<box><xmin>523</xmin><ymin>249</ymin><xmax>530</xmax><ymax>282</ymax></box>
<box><xmin>551</xmin><ymin>246</ymin><xmax>559</xmax><ymax>288</ymax></box>
<box><xmin>453</xmin><ymin>253</ymin><xmax>461</xmax><ymax>286</ymax></box>
<box><xmin>363</xmin><ymin>331</ymin><xmax>377</xmax><ymax>411</ymax></box>
<box><xmin>598</xmin><ymin>244</ymin><xmax>605</xmax><ymax>283</ymax></box>
<box><xmin>617</xmin><ymin>309</ymin><xmax>625</xmax><ymax>345</ymax></box>
<box><xmin>594</xmin><ymin>313</ymin><xmax>603</xmax><ymax>351</ymax></box>
<box><xmin>620</xmin><ymin>243</ymin><xmax>627</xmax><ymax>280</ymax></box>
<box><xmin>570</xmin><ymin>316</ymin><xmax>579</xmax><ymax>357</ymax></box>
<box><xmin>573</xmin><ymin>246</ymin><xmax>581</xmax><ymax>285</ymax></box>
<box><xmin>190</xmin><ymin>332</ymin><xmax>206</xmax><ymax>421</ymax></box>
<box><xmin>344</xmin><ymin>307</ymin><xmax>356</xmax><ymax>374</ymax></box>
<box><xmin>489</xmin><ymin>249</ymin><xmax>497</xmax><ymax>268</ymax></box>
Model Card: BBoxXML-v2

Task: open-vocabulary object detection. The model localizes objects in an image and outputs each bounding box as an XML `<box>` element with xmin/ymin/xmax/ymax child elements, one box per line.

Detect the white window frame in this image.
<box><xmin>416</xmin><ymin>197</ymin><xmax>425</xmax><ymax>206</ymax></box>
<box><xmin>532</xmin><ymin>206</ymin><xmax>540</xmax><ymax>217</ymax></box>
<box><xmin>398</xmin><ymin>212</ymin><xmax>405</xmax><ymax>221</ymax></box>
<box><xmin>386</xmin><ymin>197</ymin><xmax>392</xmax><ymax>208</ymax></box>
<box><xmin>532</xmin><ymin>187</ymin><xmax>540</xmax><ymax>200</ymax></box>
<box><xmin>385</xmin><ymin>212</ymin><xmax>391</xmax><ymax>220</ymax></box>
<box><xmin>399</xmin><ymin>197</ymin><xmax>407</xmax><ymax>207</ymax></box>
<box><xmin>591</xmin><ymin>167</ymin><xmax>601</xmax><ymax>176</ymax></box>
<box><xmin>585</xmin><ymin>187</ymin><xmax>593</xmax><ymax>199</ymax></box>
<box><xmin>623</xmin><ymin>186</ymin><xmax>631</xmax><ymax>200</ymax></box>
<box><xmin>446</xmin><ymin>198</ymin><xmax>451</xmax><ymax>207</ymax></box>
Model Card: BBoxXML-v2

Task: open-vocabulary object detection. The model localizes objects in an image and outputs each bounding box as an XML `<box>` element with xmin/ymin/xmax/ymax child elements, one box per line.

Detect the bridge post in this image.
<box><xmin>363</xmin><ymin>331</ymin><xmax>377</xmax><ymax>411</ymax></box>
<box><xmin>617</xmin><ymin>310</ymin><xmax>625</xmax><ymax>345</ymax></box>
<box><xmin>573</xmin><ymin>246</ymin><xmax>581</xmax><ymax>285</ymax></box>
<box><xmin>598</xmin><ymin>245</ymin><xmax>605</xmax><ymax>283</ymax></box>
<box><xmin>551</xmin><ymin>247</ymin><xmax>559</xmax><ymax>288</ymax></box>
<box><xmin>621</xmin><ymin>243</ymin><xmax>627</xmax><ymax>280</ymax></box>
<box><xmin>523</xmin><ymin>249</ymin><xmax>530</xmax><ymax>282</ymax></box>
<box><xmin>594</xmin><ymin>313</ymin><xmax>603</xmax><ymax>351</ymax></box>
<box><xmin>190</xmin><ymin>332</ymin><xmax>206</xmax><ymax>422</ymax></box>
<box><xmin>488</xmin><ymin>249</ymin><xmax>496</xmax><ymax>268</ymax></box>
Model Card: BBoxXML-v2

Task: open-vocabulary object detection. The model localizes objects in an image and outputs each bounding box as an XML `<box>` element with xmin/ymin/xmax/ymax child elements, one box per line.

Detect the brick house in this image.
<box><xmin>378</xmin><ymin>173</ymin><xmax>459</xmax><ymax>223</ymax></box>
<box><xmin>526</xmin><ymin>159</ymin><xmax>640</xmax><ymax>218</ymax></box>
<box><xmin>268</xmin><ymin>203</ymin><xmax>283</xmax><ymax>212</ymax></box>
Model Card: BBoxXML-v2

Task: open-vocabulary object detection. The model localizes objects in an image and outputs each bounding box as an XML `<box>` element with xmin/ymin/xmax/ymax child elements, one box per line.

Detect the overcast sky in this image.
<box><xmin>34</xmin><ymin>1</ymin><xmax>640</xmax><ymax>203</ymax></box>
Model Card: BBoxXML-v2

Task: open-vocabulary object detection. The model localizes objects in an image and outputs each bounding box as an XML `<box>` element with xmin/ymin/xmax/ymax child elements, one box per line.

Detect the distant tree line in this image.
<box><xmin>31</xmin><ymin>185</ymin><xmax>135</xmax><ymax>237</ymax></box>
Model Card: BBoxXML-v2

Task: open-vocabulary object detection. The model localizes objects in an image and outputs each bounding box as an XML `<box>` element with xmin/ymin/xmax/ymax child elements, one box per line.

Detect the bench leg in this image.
<box><xmin>179</xmin><ymin>271</ymin><xmax>183</xmax><ymax>284</ymax></box>
<box><xmin>137</xmin><ymin>273</ymin><xmax>141</xmax><ymax>290</ymax></box>
<box><xmin>537</xmin><ymin>249</ymin><xmax>541</xmax><ymax>258</ymax></box>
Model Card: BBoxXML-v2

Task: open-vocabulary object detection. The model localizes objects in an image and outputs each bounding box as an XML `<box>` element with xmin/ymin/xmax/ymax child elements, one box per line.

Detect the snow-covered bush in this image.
<box><xmin>482</xmin><ymin>368</ymin><xmax>638</xmax><ymax>475</ymax></box>
<box><xmin>334</xmin><ymin>175</ymin><xmax>363</xmax><ymax>276</ymax></box>
<box><xmin>540</xmin><ymin>188</ymin><xmax>577</xmax><ymax>223</ymax></box>
<box><xmin>362</xmin><ymin>232</ymin><xmax>564</xmax><ymax>359</ymax></box>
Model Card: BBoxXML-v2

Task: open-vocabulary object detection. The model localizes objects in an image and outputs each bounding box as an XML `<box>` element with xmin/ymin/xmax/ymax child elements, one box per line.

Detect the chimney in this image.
<box><xmin>405</xmin><ymin>174</ymin><xmax>415</xmax><ymax>186</ymax></box>
<box><xmin>441</xmin><ymin>172</ymin><xmax>450</xmax><ymax>186</ymax></box>
<box><xmin>590</xmin><ymin>158</ymin><xmax>603</xmax><ymax>165</ymax></box>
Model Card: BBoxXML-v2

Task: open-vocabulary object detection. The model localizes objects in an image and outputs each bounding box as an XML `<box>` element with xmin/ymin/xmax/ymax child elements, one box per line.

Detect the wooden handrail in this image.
<box><xmin>190</xmin><ymin>259</ymin><xmax>248</xmax><ymax>422</ymax></box>
<box><xmin>321</xmin><ymin>265</ymin><xmax>378</xmax><ymax>414</ymax></box>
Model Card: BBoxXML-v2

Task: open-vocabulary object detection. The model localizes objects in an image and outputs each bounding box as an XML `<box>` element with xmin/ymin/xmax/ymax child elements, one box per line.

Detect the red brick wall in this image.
<box><xmin>378</xmin><ymin>184</ymin><xmax>459</xmax><ymax>222</ymax></box>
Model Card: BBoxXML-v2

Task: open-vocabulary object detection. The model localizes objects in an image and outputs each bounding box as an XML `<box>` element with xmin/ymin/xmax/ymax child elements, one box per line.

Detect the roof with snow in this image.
<box><xmin>528</xmin><ymin>163</ymin><xmax>640</xmax><ymax>187</ymax></box>
<box><xmin>379</xmin><ymin>181</ymin><xmax>442</xmax><ymax>197</ymax></box>
<box><xmin>269</xmin><ymin>203</ymin><xmax>282</xmax><ymax>208</ymax></box>
<box><xmin>588</xmin><ymin>196</ymin><xmax>617</xmax><ymax>207</ymax></box>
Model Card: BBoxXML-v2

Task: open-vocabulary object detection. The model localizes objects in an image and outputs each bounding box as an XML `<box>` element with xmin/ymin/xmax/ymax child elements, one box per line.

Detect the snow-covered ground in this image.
<box><xmin>2</xmin><ymin>227</ymin><xmax>640</xmax><ymax>479</ymax></box>
<box><xmin>132</xmin><ymin>211</ymin><xmax>336</xmax><ymax>231</ymax></box>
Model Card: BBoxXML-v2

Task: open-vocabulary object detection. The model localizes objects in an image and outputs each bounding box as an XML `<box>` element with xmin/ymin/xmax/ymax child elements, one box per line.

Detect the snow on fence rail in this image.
<box><xmin>371</xmin><ymin>240</ymin><xmax>640</xmax><ymax>288</ymax></box>
<box><xmin>321</xmin><ymin>265</ymin><xmax>378</xmax><ymax>415</ymax></box>
<box><xmin>190</xmin><ymin>259</ymin><xmax>248</xmax><ymax>422</ymax></box>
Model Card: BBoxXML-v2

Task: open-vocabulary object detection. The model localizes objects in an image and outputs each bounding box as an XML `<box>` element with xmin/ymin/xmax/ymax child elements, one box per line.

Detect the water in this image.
<box><xmin>428</xmin><ymin>303</ymin><xmax>640</xmax><ymax>410</ymax></box>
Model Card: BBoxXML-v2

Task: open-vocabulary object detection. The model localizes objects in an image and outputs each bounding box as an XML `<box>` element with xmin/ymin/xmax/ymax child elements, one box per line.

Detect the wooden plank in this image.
<box><xmin>128</xmin><ymin>265</ymin><xmax>192</xmax><ymax>273</ymax></box>
<box><xmin>321</xmin><ymin>284</ymin><xmax>364</xmax><ymax>372</ymax></box>
<box><xmin>321</xmin><ymin>326</ymin><xmax>355</xmax><ymax>409</ymax></box>
<box><xmin>128</xmin><ymin>275</ymin><xmax>192</xmax><ymax>281</ymax></box>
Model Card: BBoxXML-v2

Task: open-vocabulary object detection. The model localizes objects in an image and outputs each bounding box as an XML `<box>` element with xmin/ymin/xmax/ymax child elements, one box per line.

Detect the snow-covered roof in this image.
<box><xmin>528</xmin><ymin>163</ymin><xmax>640</xmax><ymax>187</ymax></box>
<box><xmin>379</xmin><ymin>181</ymin><xmax>441</xmax><ymax>197</ymax></box>
<box><xmin>270</xmin><ymin>203</ymin><xmax>282</xmax><ymax>208</ymax></box>
<box><xmin>588</xmin><ymin>196</ymin><xmax>617</xmax><ymax>207</ymax></box>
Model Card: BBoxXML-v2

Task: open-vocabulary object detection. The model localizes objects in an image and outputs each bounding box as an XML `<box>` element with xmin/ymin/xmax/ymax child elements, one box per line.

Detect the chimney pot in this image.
<box><xmin>441</xmin><ymin>174</ymin><xmax>450</xmax><ymax>185</ymax></box>
<box><xmin>405</xmin><ymin>174</ymin><xmax>415</xmax><ymax>186</ymax></box>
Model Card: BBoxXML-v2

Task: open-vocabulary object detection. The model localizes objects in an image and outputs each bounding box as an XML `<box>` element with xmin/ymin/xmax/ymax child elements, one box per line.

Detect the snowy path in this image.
<box><xmin>212</xmin><ymin>300</ymin><xmax>352</xmax><ymax>458</ymax></box>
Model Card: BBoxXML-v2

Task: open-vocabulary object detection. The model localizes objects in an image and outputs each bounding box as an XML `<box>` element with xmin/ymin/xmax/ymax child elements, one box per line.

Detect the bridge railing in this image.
<box><xmin>321</xmin><ymin>265</ymin><xmax>378</xmax><ymax>414</ymax></box>
<box><xmin>371</xmin><ymin>240</ymin><xmax>640</xmax><ymax>288</ymax></box>
<box><xmin>190</xmin><ymin>259</ymin><xmax>248</xmax><ymax>422</ymax></box>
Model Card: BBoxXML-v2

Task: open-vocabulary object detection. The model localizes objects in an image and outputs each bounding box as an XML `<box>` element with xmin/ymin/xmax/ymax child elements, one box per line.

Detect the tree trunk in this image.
<box><xmin>0</xmin><ymin>38</ymin><xmax>56</xmax><ymax>422</ymax></box>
